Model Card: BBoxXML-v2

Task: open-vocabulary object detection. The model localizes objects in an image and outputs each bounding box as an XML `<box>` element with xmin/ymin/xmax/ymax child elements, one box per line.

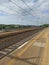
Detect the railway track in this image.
<box><xmin>0</xmin><ymin>27</ymin><xmax>44</xmax><ymax>59</ymax></box>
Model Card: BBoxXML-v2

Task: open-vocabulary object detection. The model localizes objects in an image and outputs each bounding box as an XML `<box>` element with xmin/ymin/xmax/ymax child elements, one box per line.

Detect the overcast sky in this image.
<box><xmin>0</xmin><ymin>0</ymin><xmax>49</xmax><ymax>25</ymax></box>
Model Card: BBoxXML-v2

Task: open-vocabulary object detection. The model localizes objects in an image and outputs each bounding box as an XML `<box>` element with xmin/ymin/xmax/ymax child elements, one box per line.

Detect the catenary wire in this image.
<box><xmin>9</xmin><ymin>0</ymin><xmax>33</xmax><ymax>16</ymax></box>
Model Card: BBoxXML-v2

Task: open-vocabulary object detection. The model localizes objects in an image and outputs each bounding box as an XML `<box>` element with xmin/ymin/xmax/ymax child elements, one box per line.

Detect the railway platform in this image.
<box><xmin>0</xmin><ymin>27</ymin><xmax>49</xmax><ymax>65</ymax></box>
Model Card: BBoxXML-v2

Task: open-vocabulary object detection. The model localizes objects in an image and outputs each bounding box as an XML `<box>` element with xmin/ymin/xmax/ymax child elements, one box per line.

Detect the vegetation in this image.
<box><xmin>0</xmin><ymin>24</ymin><xmax>33</xmax><ymax>31</ymax></box>
<box><xmin>40</xmin><ymin>24</ymin><xmax>49</xmax><ymax>27</ymax></box>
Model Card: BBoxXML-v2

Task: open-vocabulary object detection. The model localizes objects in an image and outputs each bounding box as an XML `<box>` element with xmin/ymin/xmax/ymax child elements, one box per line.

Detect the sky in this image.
<box><xmin>0</xmin><ymin>0</ymin><xmax>49</xmax><ymax>25</ymax></box>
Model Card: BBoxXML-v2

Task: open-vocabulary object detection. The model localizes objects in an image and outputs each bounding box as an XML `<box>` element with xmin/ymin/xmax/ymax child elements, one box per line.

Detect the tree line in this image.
<box><xmin>0</xmin><ymin>24</ymin><xmax>33</xmax><ymax>30</ymax></box>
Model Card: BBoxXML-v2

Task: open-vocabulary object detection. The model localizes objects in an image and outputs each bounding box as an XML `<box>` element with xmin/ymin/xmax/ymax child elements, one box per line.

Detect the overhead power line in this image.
<box><xmin>0</xmin><ymin>4</ymin><xmax>22</xmax><ymax>15</ymax></box>
<box><xmin>20</xmin><ymin>0</ymin><xmax>33</xmax><ymax>11</ymax></box>
<box><xmin>9</xmin><ymin>0</ymin><xmax>33</xmax><ymax>16</ymax></box>
<box><xmin>21</xmin><ymin>0</ymin><xmax>45</xmax><ymax>13</ymax></box>
<box><xmin>0</xmin><ymin>4</ymin><xmax>26</xmax><ymax>16</ymax></box>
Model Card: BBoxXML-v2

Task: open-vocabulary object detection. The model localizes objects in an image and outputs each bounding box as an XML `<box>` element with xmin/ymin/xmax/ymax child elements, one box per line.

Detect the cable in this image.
<box><xmin>9</xmin><ymin>0</ymin><xmax>33</xmax><ymax>16</ymax></box>
<box><xmin>0</xmin><ymin>4</ymin><xmax>21</xmax><ymax>15</ymax></box>
<box><xmin>21</xmin><ymin>0</ymin><xmax>45</xmax><ymax>13</ymax></box>
<box><xmin>20</xmin><ymin>0</ymin><xmax>33</xmax><ymax>11</ymax></box>
<box><xmin>32</xmin><ymin>0</ymin><xmax>45</xmax><ymax>11</ymax></box>
<box><xmin>0</xmin><ymin>4</ymin><xmax>26</xmax><ymax>16</ymax></box>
